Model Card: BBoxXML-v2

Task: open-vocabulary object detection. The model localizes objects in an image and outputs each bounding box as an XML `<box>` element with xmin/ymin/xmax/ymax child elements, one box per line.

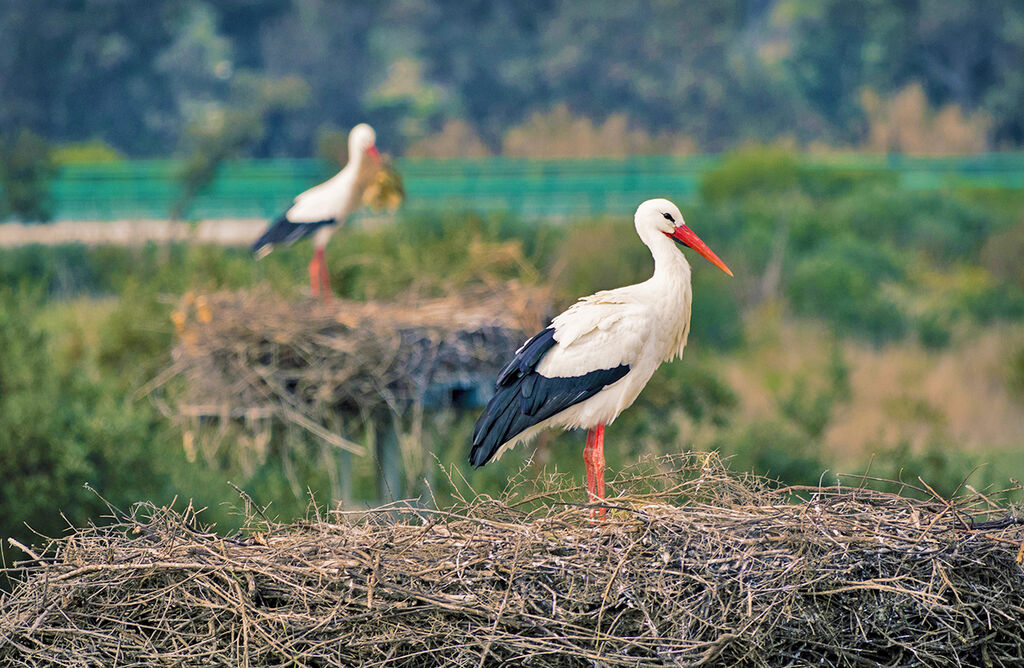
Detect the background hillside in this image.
<box><xmin>2</xmin><ymin>0</ymin><xmax>1023</xmax><ymax>160</ymax></box>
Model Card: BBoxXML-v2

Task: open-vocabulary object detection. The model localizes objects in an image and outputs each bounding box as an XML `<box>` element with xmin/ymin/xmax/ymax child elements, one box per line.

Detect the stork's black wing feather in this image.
<box><xmin>250</xmin><ymin>215</ymin><xmax>335</xmax><ymax>256</ymax></box>
<box><xmin>469</xmin><ymin>327</ymin><xmax>630</xmax><ymax>468</ymax></box>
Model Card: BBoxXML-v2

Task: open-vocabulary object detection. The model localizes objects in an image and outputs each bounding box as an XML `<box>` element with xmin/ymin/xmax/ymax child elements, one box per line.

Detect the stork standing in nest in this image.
<box><xmin>470</xmin><ymin>199</ymin><xmax>733</xmax><ymax>517</ymax></box>
<box><xmin>251</xmin><ymin>123</ymin><xmax>382</xmax><ymax>300</ymax></box>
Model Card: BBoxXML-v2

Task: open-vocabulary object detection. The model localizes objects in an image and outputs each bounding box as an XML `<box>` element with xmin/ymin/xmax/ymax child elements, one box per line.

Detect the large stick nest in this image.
<box><xmin>3</xmin><ymin>452</ymin><xmax>1023</xmax><ymax>667</ymax></box>
<box><xmin>151</xmin><ymin>284</ymin><xmax>549</xmax><ymax>462</ymax></box>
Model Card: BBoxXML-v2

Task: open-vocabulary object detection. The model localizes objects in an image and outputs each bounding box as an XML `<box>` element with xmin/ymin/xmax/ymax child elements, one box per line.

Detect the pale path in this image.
<box><xmin>0</xmin><ymin>219</ymin><xmax>271</xmax><ymax>247</ymax></box>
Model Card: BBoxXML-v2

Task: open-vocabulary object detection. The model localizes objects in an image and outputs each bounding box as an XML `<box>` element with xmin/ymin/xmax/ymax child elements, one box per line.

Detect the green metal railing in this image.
<box><xmin>37</xmin><ymin>153</ymin><xmax>1024</xmax><ymax>221</ymax></box>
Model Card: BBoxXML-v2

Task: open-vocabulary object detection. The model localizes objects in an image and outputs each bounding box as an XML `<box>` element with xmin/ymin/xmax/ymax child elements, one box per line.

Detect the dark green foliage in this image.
<box><xmin>870</xmin><ymin>441</ymin><xmax>992</xmax><ymax>501</ymax></box>
<box><xmin>326</xmin><ymin>210</ymin><xmax>560</xmax><ymax>300</ymax></box>
<box><xmin>94</xmin><ymin>282</ymin><xmax>174</xmax><ymax>384</ymax></box>
<box><xmin>787</xmin><ymin>236</ymin><xmax>907</xmax><ymax>343</ymax></box>
<box><xmin>955</xmin><ymin>282</ymin><xmax>1024</xmax><ymax>323</ymax></box>
<box><xmin>689</xmin><ymin>271</ymin><xmax>744</xmax><ymax>351</ymax></box>
<box><xmin>716</xmin><ymin>420</ymin><xmax>833</xmax><ymax>488</ymax></box>
<box><xmin>0</xmin><ymin>129</ymin><xmax>56</xmax><ymax>221</ymax></box>
<box><xmin>917</xmin><ymin>311</ymin><xmax>953</xmax><ymax>350</ymax></box>
<box><xmin>0</xmin><ymin>245</ymin><xmax>105</xmax><ymax>297</ymax></box>
<box><xmin>781</xmin><ymin>344</ymin><xmax>850</xmax><ymax>441</ymax></box>
<box><xmin>831</xmin><ymin>183</ymin><xmax>994</xmax><ymax>262</ymax></box>
<box><xmin>3</xmin><ymin>2</ymin><xmax>1024</xmax><ymax>155</ymax></box>
<box><xmin>701</xmin><ymin>147</ymin><xmax>1023</xmax><ymax>343</ymax></box>
<box><xmin>0</xmin><ymin>290</ymin><xmax>175</xmax><ymax>549</ymax></box>
<box><xmin>700</xmin><ymin>147</ymin><xmax>802</xmax><ymax>205</ymax></box>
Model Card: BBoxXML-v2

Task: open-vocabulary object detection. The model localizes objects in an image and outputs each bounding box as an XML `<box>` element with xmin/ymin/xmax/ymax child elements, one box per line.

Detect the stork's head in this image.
<box><xmin>635</xmin><ymin>198</ymin><xmax>733</xmax><ymax>276</ymax></box>
<box><xmin>349</xmin><ymin>123</ymin><xmax>380</xmax><ymax>164</ymax></box>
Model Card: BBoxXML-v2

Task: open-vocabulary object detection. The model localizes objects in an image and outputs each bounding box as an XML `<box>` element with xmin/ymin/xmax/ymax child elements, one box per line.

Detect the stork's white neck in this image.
<box><xmin>345</xmin><ymin>147</ymin><xmax>364</xmax><ymax>172</ymax></box>
<box><xmin>641</xmin><ymin>228</ymin><xmax>692</xmax><ymax>287</ymax></box>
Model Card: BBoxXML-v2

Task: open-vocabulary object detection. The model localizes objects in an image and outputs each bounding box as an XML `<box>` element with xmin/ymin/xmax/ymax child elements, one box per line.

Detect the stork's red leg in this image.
<box><xmin>317</xmin><ymin>248</ymin><xmax>332</xmax><ymax>302</ymax></box>
<box><xmin>309</xmin><ymin>248</ymin><xmax>324</xmax><ymax>298</ymax></box>
<box><xmin>584</xmin><ymin>428</ymin><xmax>597</xmax><ymax>500</ymax></box>
<box><xmin>583</xmin><ymin>425</ymin><xmax>607</xmax><ymax>519</ymax></box>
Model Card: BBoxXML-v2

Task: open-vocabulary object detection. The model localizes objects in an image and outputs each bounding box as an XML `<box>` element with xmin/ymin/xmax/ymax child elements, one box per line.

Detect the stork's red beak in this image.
<box><xmin>366</xmin><ymin>145</ymin><xmax>381</xmax><ymax>164</ymax></box>
<box><xmin>668</xmin><ymin>225</ymin><xmax>733</xmax><ymax>276</ymax></box>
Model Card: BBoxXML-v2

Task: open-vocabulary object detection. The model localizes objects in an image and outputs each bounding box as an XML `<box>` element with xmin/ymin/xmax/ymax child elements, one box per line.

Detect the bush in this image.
<box><xmin>872</xmin><ymin>441</ymin><xmax>989</xmax><ymax>500</ymax></box>
<box><xmin>0</xmin><ymin>128</ymin><xmax>57</xmax><ymax>222</ymax></box>
<box><xmin>689</xmin><ymin>270</ymin><xmax>744</xmax><ymax>351</ymax></box>
<box><xmin>715</xmin><ymin>419</ymin><xmax>833</xmax><ymax>488</ymax></box>
<box><xmin>0</xmin><ymin>290</ymin><xmax>175</xmax><ymax>549</ymax></box>
<box><xmin>700</xmin><ymin>146</ymin><xmax>801</xmax><ymax>204</ymax></box>
<box><xmin>830</xmin><ymin>184</ymin><xmax>993</xmax><ymax>262</ymax></box>
<box><xmin>787</xmin><ymin>236</ymin><xmax>907</xmax><ymax>342</ymax></box>
<box><xmin>52</xmin><ymin>139</ymin><xmax>124</xmax><ymax>165</ymax></box>
<box><xmin>327</xmin><ymin>211</ymin><xmax>557</xmax><ymax>300</ymax></box>
<box><xmin>916</xmin><ymin>311</ymin><xmax>953</xmax><ymax>349</ymax></box>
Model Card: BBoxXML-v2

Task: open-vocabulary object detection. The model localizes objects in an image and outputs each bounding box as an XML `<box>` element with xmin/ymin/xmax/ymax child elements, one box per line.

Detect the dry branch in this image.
<box><xmin>2</xmin><ymin>453</ymin><xmax>1023</xmax><ymax>667</ymax></box>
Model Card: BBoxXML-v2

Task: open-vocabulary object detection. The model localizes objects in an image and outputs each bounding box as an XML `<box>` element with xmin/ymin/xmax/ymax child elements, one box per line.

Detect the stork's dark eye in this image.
<box><xmin>662</xmin><ymin>212</ymin><xmax>675</xmax><ymax>223</ymax></box>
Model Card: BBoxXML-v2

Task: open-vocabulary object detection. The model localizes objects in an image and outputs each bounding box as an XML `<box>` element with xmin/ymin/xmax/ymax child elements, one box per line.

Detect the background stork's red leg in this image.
<box><xmin>317</xmin><ymin>248</ymin><xmax>332</xmax><ymax>302</ymax></box>
<box><xmin>308</xmin><ymin>248</ymin><xmax>324</xmax><ymax>298</ymax></box>
<box><xmin>583</xmin><ymin>425</ymin><xmax>607</xmax><ymax>519</ymax></box>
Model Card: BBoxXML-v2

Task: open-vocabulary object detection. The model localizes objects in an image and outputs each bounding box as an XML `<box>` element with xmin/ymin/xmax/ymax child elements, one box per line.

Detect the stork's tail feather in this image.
<box><xmin>470</xmin><ymin>349</ymin><xmax>630</xmax><ymax>469</ymax></box>
<box><xmin>250</xmin><ymin>216</ymin><xmax>334</xmax><ymax>257</ymax></box>
<box><xmin>469</xmin><ymin>365</ymin><xmax>630</xmax><ymax>468</ymax></box>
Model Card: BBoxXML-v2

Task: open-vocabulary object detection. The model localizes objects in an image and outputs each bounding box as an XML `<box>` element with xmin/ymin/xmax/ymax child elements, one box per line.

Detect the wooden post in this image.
<box><xmin>376</xmin><ymin>422</ymin><xmax>402</xmax><ymax>503</ymax></box>
<box><xmin>337</xmin><ymin>449</ymin><xmax>352</xmax><ymax>505</ymax></box>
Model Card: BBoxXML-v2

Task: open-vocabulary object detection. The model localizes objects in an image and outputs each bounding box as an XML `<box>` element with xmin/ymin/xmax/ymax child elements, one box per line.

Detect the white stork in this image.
<box><xmin>470</xmin><ymin>199</ymin><xmax>733</xmax><ymax>517</ymax></box>
<box><xmin>251</xmin><ymin>123</ymin><xmax>381</xmax><ymax>300</ymax></box>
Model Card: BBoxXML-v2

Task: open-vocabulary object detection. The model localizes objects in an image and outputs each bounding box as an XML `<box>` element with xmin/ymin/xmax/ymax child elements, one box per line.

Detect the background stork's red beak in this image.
<box><xmin>668</xmin><ymin>225</ymin><xmax>733</xmax><ymax>276</ymax></box>
<box><xmin>366</xmin><ymin>145</ymin><xmax>381</xmax><ymax>164</ymax></box>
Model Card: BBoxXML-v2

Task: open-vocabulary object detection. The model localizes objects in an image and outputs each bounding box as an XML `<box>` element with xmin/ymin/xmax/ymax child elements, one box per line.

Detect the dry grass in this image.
<box><xmin>717</xmin><ymin>313</ymin><xmax>1024</xmax><ymax>465</ymax></box>
<box><xmin>502</xmin><ymin>105</ymin><xmax>698</xmax><ymax>158</ymax></box>
<box><xmin>2</xmin><ymin>452</ymin><xmax>1023</xmax><ymax>667</ymax></box>
<box><xmin>860</xmin><ymin>83</ymin><xmax>991</xmax><ymax>155</ymax></box>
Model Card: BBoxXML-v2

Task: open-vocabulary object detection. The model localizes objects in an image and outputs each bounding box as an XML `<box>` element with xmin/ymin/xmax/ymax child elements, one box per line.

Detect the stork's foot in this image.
<box><xmin>584</xmin><ymin>425</ymin><xmax>607</xmax><ymax>520</ymax></box>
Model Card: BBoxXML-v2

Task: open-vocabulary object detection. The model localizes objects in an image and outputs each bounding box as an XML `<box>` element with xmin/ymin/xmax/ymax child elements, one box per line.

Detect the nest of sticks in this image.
<box><xmin>3</xmin><ymin>452</ymin><xmax>1024</xmax><ymax>667</ymax></box>
<box><xmin>151</xmin><ymin>284</ymin><xmax>549</xmax><ymax>469</ymax></box>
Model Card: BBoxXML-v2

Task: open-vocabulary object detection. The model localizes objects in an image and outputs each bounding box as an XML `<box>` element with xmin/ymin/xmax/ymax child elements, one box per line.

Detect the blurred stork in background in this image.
<box><xmin>470</xmin><ymin>199</ymin><xmax>733</xmax><ymax>517</ymax></box>
<box><xmin>251</xmin><ymin>123</ymin><xmax>401</xmax><ymax>300</ymax></box>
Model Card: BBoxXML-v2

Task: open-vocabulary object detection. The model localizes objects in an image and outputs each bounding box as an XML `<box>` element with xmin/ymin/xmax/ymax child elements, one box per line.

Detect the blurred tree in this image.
<box><xmin>783</xmin><ymin>0</ymin><xmax>1024</xmax><ymax>146</ymax></box>
<box><xmin>255</xmin><ymin>0</ymin><xmax>387</xmax><ymax>155</ymax></box>
<box><xmin>2</xmin><ymin>1</ymin><xmax>1024</xmax><ymax>155</ymax></box>
<box><xmin>0</xmin><ymin>0</ymin><xmax>185</xmax><ymax>154</ymax></box>
<box><xmin>0</xmin><ymin>128</ymin><xmax>56</xmax><ymax>222</ymax></box>
<box><xmin>173</xmin><ymin>72</ymin><xmax>311</xmax><ymax>218</ymax></box>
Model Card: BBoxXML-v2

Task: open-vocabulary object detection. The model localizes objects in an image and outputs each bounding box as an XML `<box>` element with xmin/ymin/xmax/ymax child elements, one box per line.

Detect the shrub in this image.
<box><xmin>715</xmin><ymin>419</ymin><xmax>832</xmax><ymax>488</ymax></box>
<box><xmin>787</xmin><ymin>236</ymin><xmax>907</xmax><ymax>342</ymax></box>
<box><xmin>916</xmin><ymin>311</ymin><xmax>953</xmax><ymax>350</ymax></box>
<box><xmin>0</xmin><ymin>290</ymin><xmax>175</xmax><ymax>549</ymax></box>
<box><xmin>0</xmin><ymin>128</ymin><xmax>56</xmax><ymax>222</ymax></box>
<box><xmin>689</xmin><ymin>271</ymin><xmax>744</xmax><ymax>351</ymax></box>
<box><xmin>52</xmin><ymin>140</ymin><xmax>124</xmax><ymax>165</ymax></box>
<box><xmin>700</xmin><ymin>146</ymin><xmax>802</xmax><ymax>205</ymax></box>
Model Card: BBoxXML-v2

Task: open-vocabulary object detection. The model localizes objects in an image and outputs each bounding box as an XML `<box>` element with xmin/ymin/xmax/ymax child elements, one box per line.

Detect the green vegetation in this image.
<box><xmin>0</xmin><ymin>129</ymin><xmax>56</xmax><ymax>221</ymax></box>
<box><xmin>1</xmin><ymin>150</ymin><xmax>1023</xmax><ymax>558</ymax></box>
